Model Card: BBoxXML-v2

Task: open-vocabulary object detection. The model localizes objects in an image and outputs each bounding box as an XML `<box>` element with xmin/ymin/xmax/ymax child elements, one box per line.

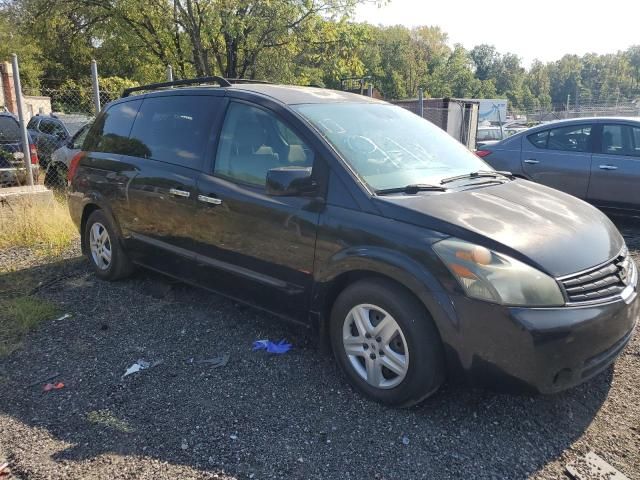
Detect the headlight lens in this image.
<box><xmin>433</xmin><ymin>238</ymin><xmax>565</xmax><ymax>306</ymax></box>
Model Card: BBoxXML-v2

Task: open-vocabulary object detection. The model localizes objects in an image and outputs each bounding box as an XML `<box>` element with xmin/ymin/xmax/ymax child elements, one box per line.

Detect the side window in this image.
<box><xmin>547</xmin><ymin>125</ymin><xmax>591</xmax><ymax>152</ymax></box>
<box><xmin>633</xmin><ymin>127</ymin><xmax>640</xmax><ymax>157</ymax></box>
<box><xmin>38</xmin><ymin>118</ymin><xmax>64</xmax><ymax>135</ymax></box>
<box><xmin>84</xmin><ymin>100</ymin><xmax>142</xmax><ymax>155</ymax></box>
<box><xmin>27</xmin><ymin>117</ymin><xmax>39</xmax><ymax>129</ymax></box>
<box><xmin>214</xmin><ymin>102</ymin><xmax>314</xmax><ymax>187</ymax></box>
<box><xmin>601</xmin><ymin>124</ymin><xmax>640</xmax><ymax>157</ymax></box>
<box><xmin>527</xmin><ymin>130</ymin><xmax>549</xmax><ymax>149</ymax></box>
<box><xmin>128</xmin><ymin>95</ymin><xmax>218</xmax><ymax>169</ymax></box>
<box><xmin>72</xmin><ymin>124</ymin><xmax>91</xmax><ymax>149</ymax></box>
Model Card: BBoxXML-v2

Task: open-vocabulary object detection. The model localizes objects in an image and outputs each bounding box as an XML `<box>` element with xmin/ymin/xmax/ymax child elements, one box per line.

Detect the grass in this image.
<box><xmin>0</xmin><ymin>193</ymin><xmax>79</xmax><ymax>258</ymax></box>
<box><xmin>87</xmin><ymin>409</ymin><xmax>134</xmax><ymax>433</ymax></box>
<box><xmin>0</xmin><ymin>295</ymin><xmax>59</xmax><ymax>357</ymax></box>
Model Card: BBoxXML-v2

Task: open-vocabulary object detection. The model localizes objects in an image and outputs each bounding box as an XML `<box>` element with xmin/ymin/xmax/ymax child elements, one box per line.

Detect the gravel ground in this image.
<box><xmin>0</xmin><ymin>219</ymin><xmax>639</xmax><ymax>480</ymax></box>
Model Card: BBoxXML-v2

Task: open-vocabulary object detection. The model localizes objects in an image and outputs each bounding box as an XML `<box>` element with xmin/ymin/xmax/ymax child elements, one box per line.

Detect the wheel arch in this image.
<box><xmin>79</xmin><ymin>199</ymin><xmax>123</xmax><ymax>255</ymax></box>
<box><xmin>311</xmin><ymin>248</ymin><xmax>460</xmax><ymax>354</ymax></box>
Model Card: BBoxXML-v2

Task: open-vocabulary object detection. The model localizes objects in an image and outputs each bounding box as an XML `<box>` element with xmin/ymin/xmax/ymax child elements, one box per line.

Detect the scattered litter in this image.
<box><xmin>122</xmin><ymin>359</ymin><xmax>163</xmax><ymax>378</ymax></box>
<box><xmin>181</xmin><ymin>440</ymin><xmax>189</xmax><ymax>450</ymax></box>
<box><xmin>100</xmin><ymin>324</ymin><xmax>109</xmax><ymax>331</ymax></box>
<box><xmin>230</xmin><ymin>434</ymin><xmax>238</xmax><ymax>440</ymax></box>
<box><xmin>401</xmin><ymin>435</ymin><xmax>410</xmax><ymax>446</ymax></box>
<box><xmin>566</xmin><ymin>452</ymin><xmax>629</xmax><ymax>480</ymax></box>
<box><xmin>297</xmin><ymin>457</ymin><xmax>304</xmax><ymax>463</ymax></box>
<box><xmin>43</xmin><ymin>382</ymin><xmax>65</xmax><ymax>392</ymax></box>
<box><xmin>0</xmin><ymin>462</ymin><xmax>10</xmax><ymax>477</ymax></box>
<box><xmin>55</xmin><ymin>313</ymin><xmax>72</xmax><ymax>322</ymax></box>
<box><xmin>252</xmin><ymin>339</ymin><xmax>292</xmax><ymax>354</ymax></box>
<box><xmin>186</xmin><ymin>354</ymin><xmax>229</xmax><ymax>368</ymax></box>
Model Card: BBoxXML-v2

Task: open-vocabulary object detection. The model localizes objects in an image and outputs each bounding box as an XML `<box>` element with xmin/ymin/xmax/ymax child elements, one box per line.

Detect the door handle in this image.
<box><xmin>198</xmin><ymin>194</ymin><xmax>222</xmax><ymax>205</ymax></box>
<box><xmin>599</xmin><ymin>165</ymin><xmax>618</xmax><ymax>171</ymax></box>
<box><xmin>169</xmin><ymin>188</ymin><xmax>191</xmax><ymax>198</ymax></box>
<box><xmin>524</xmin><ymin>159</ymin><xmax>539</xmax><ymax>164</ymax></box>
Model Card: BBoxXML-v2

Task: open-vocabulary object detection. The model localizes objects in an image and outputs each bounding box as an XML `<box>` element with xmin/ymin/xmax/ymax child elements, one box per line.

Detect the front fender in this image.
<box><xmin>312</xmin><ymin>245</ymin><xmax>462</xmax><ymax>342</ymax></box>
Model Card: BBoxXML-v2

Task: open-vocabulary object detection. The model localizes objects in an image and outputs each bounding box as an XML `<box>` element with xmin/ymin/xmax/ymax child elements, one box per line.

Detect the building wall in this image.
<box><xmin>0</xmin><ymin>61</ymin><xmax>52</xmax><ymax>120</ymax></box>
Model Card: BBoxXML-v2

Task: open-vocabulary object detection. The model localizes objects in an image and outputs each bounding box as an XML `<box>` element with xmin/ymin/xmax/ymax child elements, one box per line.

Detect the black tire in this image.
<box><xmin>83</xmin><ymin>209</ymin><xmax>134</xmax><ymax>280</ymax></box>
<box><xmin>330</xmin><ymin>278</ymin><xmax>445</xmax><ymax>407</ymax></box>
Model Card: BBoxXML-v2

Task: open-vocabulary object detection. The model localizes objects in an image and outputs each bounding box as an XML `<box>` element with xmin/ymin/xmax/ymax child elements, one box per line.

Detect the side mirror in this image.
<box><xmin>266</xmin><ymin>167</ymin><xmax>315</xmax><ymax>196</ymax></box>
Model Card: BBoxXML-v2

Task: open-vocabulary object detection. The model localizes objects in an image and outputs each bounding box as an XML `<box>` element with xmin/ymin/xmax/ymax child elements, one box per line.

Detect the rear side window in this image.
<box><xmin>128</xmin><ymin>95</ymin><xmax>219</xmax><ymax>169</ymax></box>
<box><xmin>84</xmin><ymin>100</ymin><xmax>142</xmax><ymax>155</ymax></box>
<box><xmin>547</xmin><ymin>125</ymin><xmax>591</xmax><ymax>152</ymax></box>
<box><xmin>27</xmin><ymin>117</ymin><xmax>39</xmax><ymax>129</ymax></box>
<box><xmin>601</xmin><ymin>124</ymin><xmax>640</xmax><ymax>157</ymax></box>
<box><xmin>527</xmin><ymin>130</ymin><xmax>549</xmax><ymax>149</ymax></box>
<box><xmin>39</xmin><ymin>119</ymin><xmax>65</xmax><ymax>136</ymax></box>
<box><xmin>0</xmin><ymin>117</ymin><xmax>20</xmax><ymax>142</ymax></box>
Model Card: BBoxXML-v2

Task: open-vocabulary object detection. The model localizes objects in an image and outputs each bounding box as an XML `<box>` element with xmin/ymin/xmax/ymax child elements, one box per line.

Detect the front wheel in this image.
<box><xmin>83</xmin><ymin>210</ymin><xmax>134</xmax><ymax>280</ymax></box>
<box><xmin>330</xmin><ymin>278</ymin><xmax>445</xmax><ymax>407</ymax></box>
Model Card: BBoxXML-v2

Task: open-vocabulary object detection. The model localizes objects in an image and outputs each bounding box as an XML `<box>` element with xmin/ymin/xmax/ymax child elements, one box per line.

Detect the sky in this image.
<box><xmin>355</xmin><ymin>0</ymin><xmax>639</xmax><ymax>68</ymax></box>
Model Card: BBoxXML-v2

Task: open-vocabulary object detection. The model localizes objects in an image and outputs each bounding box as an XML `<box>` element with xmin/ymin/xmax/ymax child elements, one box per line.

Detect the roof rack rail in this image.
<box><xmin>225</xmin><ymin>78</ymin><xmax>272</xmax><ymax>84</ymax></box>
<box><xmin>122</xmin><ymin>76</ymin><xmax>232</xmax><ymax>98</ymax></box>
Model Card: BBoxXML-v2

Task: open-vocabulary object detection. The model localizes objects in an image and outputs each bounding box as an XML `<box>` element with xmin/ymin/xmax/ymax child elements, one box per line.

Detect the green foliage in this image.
<box><xmin>1</xmin><ymin>0</ymin><xmax>638</xmax><ymax>112</ymax></box>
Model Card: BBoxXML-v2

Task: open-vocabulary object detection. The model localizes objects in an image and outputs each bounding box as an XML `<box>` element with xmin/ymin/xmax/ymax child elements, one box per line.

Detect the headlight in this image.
<box><xmin>433</xmin><ymin>238</ymin><xmax>565</xmax><ymax>307</ymax></box>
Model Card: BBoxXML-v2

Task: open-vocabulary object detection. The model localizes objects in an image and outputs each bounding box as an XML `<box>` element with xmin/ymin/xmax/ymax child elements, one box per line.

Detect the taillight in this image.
<box><xmin>29</xmin><ymin>144</ymin><xmax>38</xmax><ymax>164</ymax></box>
<box><xmin>68</xmin><ymin>151</ymin><xmax>85</xmax><ymax>182</ymax></box>
<box><xmin>475</xmin><ymin>150</ymin><xmax>492</xmax><ymax>158</ymax></box>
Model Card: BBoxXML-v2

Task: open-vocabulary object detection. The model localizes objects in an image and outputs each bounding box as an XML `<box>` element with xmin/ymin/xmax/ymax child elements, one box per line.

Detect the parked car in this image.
<box><xmin>478</xmin><ymin>117</ymin><xmax>640</xmax><ymax>215</ymax></box>
<box><xmin>0</xmin><ymin>111</ymin><xmax>39</xmax><ymax>187</ymax></box>
<box><xmin>27</xmin><ymin>113</ymin><xmax>91</xmax><ymax>169</ymax></box>
<box><xmin>46</xmin><ymin>121</ymin><xmax>93</xmax><ymax>188</ymax></box>
<box><xmin>68</xmin><ymin>79</ymin><xmax>638</xmax><ymax>406</ymax></box>
<box><xmin>476</xmin><ymin>125</ymin><xmax>503</xmax><ymax>149</ymax></box>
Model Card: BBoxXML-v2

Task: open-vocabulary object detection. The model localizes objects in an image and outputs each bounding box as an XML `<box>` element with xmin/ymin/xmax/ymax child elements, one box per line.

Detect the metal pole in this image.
<box><xmin>418</xmin><ymin>88</ymin><xmax>424</xmax><ymax>118</ymax></box>
<box><xmin>166</xmin><ymin>64</ymin><xmax>174</xmax><ymax>82</ymax></box>
<box><xmin>11</xmin><ymin>54</ymin><xmax>34</xmax><ymax>186</ymax></box>
<box><xmin>91</xmin><ymin>60</ymin><xmax>101</xmax><ymax>114</ymax></box>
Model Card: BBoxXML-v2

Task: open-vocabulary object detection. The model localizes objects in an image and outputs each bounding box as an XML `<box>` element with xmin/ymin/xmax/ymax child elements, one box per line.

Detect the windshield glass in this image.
<box><xmin>0</xmin><ymin>117</ymin><xmax>20</xmax><ymax>142</ymax></box>
<box><xmin>477</xmin><ymin>128</ymin><xmax>503</xmax><ymax>141</ymax></box>
<box><xmin>294</xmin><ymin>103</ymin><xmax>490</xmax><ymax>191</ymax></box>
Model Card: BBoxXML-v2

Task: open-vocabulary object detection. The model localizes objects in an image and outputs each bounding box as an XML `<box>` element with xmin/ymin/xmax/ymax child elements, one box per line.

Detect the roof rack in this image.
<box><xmin>122</xmin><ymin>76</ymin><xmax>232</xmax><ymax>97</ymax></box>
<box><xmin>226</xmin><ymin>78</ymin><xmax>272</xmax><ymax>85</ymax></box>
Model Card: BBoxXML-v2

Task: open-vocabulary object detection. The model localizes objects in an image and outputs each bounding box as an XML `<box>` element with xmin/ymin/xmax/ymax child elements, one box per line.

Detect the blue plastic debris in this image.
<box><xmin>252</xmin><ymin>339</ymin><xmax>292</xmax><ymax>354</ymax></box>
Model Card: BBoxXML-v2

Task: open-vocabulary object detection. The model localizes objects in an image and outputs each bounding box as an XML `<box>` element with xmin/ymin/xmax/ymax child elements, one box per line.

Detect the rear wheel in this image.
<box><xmin>83</xmin><ymin>210</ymin><xmax>134</xmax><ymax>280</ymax></box>
<box><xmin>330</xmin><ymin>278</ymin><xmax>445</xmax><ymax>407</ymax></box>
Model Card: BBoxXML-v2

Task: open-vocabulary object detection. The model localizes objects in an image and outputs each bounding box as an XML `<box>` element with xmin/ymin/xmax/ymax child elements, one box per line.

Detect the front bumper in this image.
<box><xmin>449</xmin><ymin>286</ymin><xmax>638</xmax><ymax>394</ymax></box>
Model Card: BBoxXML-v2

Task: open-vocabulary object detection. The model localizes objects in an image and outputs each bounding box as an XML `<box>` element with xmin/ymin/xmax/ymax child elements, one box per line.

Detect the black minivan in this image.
<box><xmin>68</xmin><ymin>78</ymin><xmax>638</xmax><ymax>406</ymax></box>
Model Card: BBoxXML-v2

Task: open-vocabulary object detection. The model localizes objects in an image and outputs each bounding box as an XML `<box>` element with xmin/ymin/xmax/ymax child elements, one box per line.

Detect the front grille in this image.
<box><xmin>560</xmin><ymin>252</ymin><xmax>633</xmax><ymax>303</ymax></box>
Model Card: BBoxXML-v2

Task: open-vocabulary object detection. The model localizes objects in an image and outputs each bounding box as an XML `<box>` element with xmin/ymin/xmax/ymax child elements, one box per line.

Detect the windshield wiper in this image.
<box><xmin>440</xmin><ymin>170</ymin><xmax>514</xmax><ymax>185</ymax></box>
<box><xmin>375</xmin><ymin>183</ymin><xmax>448</xmax><ymax>195</ymax></box>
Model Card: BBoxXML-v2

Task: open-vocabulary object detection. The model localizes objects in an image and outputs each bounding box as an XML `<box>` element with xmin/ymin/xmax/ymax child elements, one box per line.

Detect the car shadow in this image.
<box><xmin>0</xmin><ymin>256</ymin><xmax>617</xmax><ymax>479</ymax></box>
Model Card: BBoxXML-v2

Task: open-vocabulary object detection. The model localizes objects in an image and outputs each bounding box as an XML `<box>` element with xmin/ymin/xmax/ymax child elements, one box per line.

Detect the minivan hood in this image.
<box><xmin>373</xmin><ymin>180</ymin><xmax>624</xmax><ymax>277</ymax></box>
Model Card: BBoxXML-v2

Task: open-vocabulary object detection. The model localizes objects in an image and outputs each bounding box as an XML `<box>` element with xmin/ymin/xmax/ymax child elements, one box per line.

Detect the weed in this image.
<box><xmin>0</xmin><ymin>295</ymin><xmax>59</xmax><ymax>357</ymax></box>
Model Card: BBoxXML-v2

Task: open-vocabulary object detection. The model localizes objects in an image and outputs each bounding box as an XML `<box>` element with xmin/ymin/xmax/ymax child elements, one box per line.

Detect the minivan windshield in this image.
<box><xmin>294</xmin><ymin>103</ymin><xmax>490</xmax><ymax>191</ymax></box>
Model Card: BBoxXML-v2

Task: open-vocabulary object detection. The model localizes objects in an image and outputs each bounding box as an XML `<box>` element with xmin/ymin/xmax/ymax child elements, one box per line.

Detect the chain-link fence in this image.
<box><xmin>512</xmin><ymin>101</ymin><xmax>640</xmax><ymax>123</ymax></box>
<box><xmin>19</xmin><ymin>86</ymin><xmax>121</xmax><ymax>191</ymax></box>
<box><xmin>1</xmin><ymin>55</ymin><xmax>124</xmax><ymax>190</ymax></box>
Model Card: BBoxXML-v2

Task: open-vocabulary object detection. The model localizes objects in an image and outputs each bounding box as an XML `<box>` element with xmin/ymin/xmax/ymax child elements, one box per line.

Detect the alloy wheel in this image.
<box><xmin>342</xmin><ymin>303</ymin><xmax>409</xmax><ymax>389</ymax></box>
<box><xmin>89</xmin><ymin>222</ymin><xmax>112</xmax><ymax>270</ymax></box>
